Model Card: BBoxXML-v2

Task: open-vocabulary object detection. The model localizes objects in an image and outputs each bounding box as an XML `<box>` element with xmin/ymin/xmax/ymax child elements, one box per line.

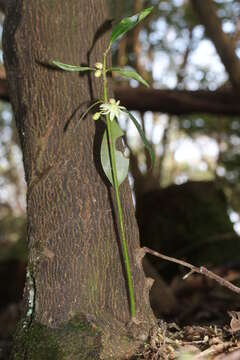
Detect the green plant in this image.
<box><xmin>52</xmin><ymin>7</ymin><xmax>154</xmax><ymax>320</ymax></box>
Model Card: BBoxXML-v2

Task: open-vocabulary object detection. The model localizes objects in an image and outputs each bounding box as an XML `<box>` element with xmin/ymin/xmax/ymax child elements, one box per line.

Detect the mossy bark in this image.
<box><xmin>3</xmin><ymin>0</ymin><xmax>155</xmax><ymax>358</ymax></box>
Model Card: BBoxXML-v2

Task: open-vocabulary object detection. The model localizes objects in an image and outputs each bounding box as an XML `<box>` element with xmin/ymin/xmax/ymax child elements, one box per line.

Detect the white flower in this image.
<box><xmin>100</xmin><ymin>98</ymin><xmax>126</xmax><ymax>121</ymax></box>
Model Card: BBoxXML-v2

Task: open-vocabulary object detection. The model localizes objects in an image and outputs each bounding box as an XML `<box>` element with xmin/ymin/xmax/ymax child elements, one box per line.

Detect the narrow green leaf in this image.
<box><xmin>110</xmin><ymin>6</ymin><xmax>153</xmax><ymax>45</ymax></box>
<box><xmin>53</xmin><ymin>61</ymin><xmax>93</xmax><ymax>72</ymax></box>
<box><xmin>124</xmin><ymin>110</ymin><xmax>155</xmax><ymax>168</ymax></box>
<box><xmin>100</xmin><ymin>120</ymin><xmax>129</xmax><ymax>186</ymax></box>
<box><xmin>110</xmin><ymin>67</ymin><xmax>149</xmax><ymax>87</ymax></box>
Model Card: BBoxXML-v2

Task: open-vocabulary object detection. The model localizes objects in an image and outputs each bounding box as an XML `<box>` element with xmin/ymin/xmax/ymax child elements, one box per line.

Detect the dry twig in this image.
<box><xmin>142</xmin><ymin>247</ymin><xmax>240</xmax><ymax>295</ymax></box>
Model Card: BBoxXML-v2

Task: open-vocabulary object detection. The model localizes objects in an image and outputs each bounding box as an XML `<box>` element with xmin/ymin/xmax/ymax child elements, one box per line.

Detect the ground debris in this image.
<box><xmin>132</xmin><ymin>321</ymin><xmax>240</xmax><ymax>360</ymax></box>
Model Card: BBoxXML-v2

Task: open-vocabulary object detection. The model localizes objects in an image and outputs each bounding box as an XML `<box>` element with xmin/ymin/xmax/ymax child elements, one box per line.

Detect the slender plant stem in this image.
<box><xmin>103</xmin><ymin>51</ymin><xmax>136</xmax><ymax>318</ymax></box>
<box><xmin>76</xmin><ymin>100</ymin><xmax>102</xmax><ymax>127</ymax></box>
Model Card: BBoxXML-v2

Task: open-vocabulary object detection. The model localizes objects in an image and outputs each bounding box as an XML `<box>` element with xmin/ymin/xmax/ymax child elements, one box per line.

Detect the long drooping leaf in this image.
<box><xmin>53</xmin><ymin>61</ymin><xmax>93</xmax><ymax>72</ymax></box>
<box><xmin>110</xmin><ymin>7</ymin><xmax>153</xmax><ymax>46</ymax></box>
<box><xmin>124</xmin><ymin>110</ymin><xmax>155</xmax><ymax>168</ymax></box>
<box><xmin>100</xmin><ymin>120</ymin><xmax>129</xmax><ymax>186</ymax></box>
<box><xmin>110</xmin><ymin>67</ymin><xmax>149</xmax><ymax>87</ymax></box>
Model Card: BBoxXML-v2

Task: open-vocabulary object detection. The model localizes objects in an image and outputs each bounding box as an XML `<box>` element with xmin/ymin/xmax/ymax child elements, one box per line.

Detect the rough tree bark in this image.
<box><xmin>3</xmin><ymin>1</ymin><xmax>155</xmax><ymax>359</ymax></box>
<box><xmin>1</xmin><ymin>77</ymin><xmax>240</xmax><ymax>115</ymax></box>
<box><xmin>2</xmin><ymin>1</ymin><xmax>240</xmax><ymax>116</ymax></box>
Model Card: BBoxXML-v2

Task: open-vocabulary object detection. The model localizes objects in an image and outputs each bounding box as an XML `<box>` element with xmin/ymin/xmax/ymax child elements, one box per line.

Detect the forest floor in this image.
<box><xmin>133</xmin><ymin>270</ymin><xmax>240</xmax><ymax>360</ymax></box>
<box><xmin>0</xmin><ymin>268</ymin><xmax>240</xmax><ymax>359</ymax></box>
<box><xmin>133</xmin><ymin>320</ymin><xmax>240</xmax><ymax>359</ymax></box>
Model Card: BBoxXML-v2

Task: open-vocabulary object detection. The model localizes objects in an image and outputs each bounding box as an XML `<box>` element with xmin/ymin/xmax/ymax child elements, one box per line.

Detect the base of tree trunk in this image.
<box><xmin>13</xmin><ymin>313</ymin><xmax>154</xmax><ymax>359</ymax></box>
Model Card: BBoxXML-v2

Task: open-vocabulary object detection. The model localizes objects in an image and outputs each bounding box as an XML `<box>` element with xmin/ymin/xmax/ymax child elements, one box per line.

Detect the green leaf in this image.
<box><xmin>110</xmin><ymin>67</ymin><xmax>149</xmax><ymax>87</ymax></box>
<box><xmin>52</xmin><ymin>61</ymin><xmax>93</xmax><ymax>72</ymax></box>
<box><xmin>124</xmin><ymin>110</ymin><xmax>155</xmax><ymax>168</ymax></box>
<box><xmin>110</xmin><ymin>6</ymin><xmax>154</xmax><ymax>45</ymax></box>
<box><xmin>100</xmin><ymin>120</ymin><xmax>129</xmax><ymax>186</ymax></box>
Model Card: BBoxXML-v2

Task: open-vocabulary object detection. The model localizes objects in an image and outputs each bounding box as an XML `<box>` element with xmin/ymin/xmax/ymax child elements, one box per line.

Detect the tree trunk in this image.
<box><xmin>3</xmin><ymin>1</ymin><xmax>155</xmax><ymax>358</ymax></box>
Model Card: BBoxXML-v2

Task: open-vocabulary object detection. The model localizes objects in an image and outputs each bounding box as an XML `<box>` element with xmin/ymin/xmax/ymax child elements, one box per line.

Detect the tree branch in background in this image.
<box><xmin>1</xmin><ymin>73</ymin><xmax>240</xmax><ymax>115</ymax></box>
<box><xmin>177</xmin><ymin>26</ymin><xmax>193</xmax><ymax>85</ymax></box>
<box><xmin>1</xmin><ymin>76</ymin><xmax>240</xmax><ymax>115</ymax></box>
<box><xmin>191</xmin><ymin>0</ymin><xmax>240</xmax><ymax>92</ymax></box>
<box><xmin>115</xmin><ymin>87</ymin><xmax>240</xmax><ymax>115</ymax></box>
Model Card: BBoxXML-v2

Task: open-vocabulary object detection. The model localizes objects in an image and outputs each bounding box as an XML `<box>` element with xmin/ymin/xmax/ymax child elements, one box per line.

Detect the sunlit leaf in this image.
<box><xmin>110</xmin><ymin>67</ymin><xmax>149</xmax><ymax>87</ymax></box>
<box><xmin>124</xmin><ymin>110</ymin><xmax>155</xmax><ymax>168</ymax></box>
<box><xmin>100</xmin><ymin>120</ymin><xmax>129</xmax><ymax>186</ymax></box>
<box><xmin>110</xmin><ymin>7</ymin><xmax>154</xmax><ymax>45</ymax></box>
<box><xmin>53</xmin><ymin>61</ymin><xmax>93</xmax><ymax>72</ymax></box>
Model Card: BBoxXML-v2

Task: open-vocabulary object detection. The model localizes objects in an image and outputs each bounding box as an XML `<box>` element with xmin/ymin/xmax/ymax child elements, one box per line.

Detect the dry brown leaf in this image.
<box><xmin>228</xmin><ymin>311</ymin><xmax>240</xmax><ymax>333</ymax></box>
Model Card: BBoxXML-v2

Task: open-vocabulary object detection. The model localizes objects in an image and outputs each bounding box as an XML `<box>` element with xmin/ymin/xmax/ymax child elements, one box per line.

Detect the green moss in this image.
<box><xmin>13</xmin><ymin>315</ymin><xmax>102</xmax><ymax>360</ymax></box>
<box><xmin>14</xmin><ymin>321</ymin><xmax>62</xmax><ymax>360</ymax></box>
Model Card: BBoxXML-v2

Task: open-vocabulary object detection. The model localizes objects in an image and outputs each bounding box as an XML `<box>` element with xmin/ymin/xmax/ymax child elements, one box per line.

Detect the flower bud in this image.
<box><xmin>94</xmin><ymin>69</ymin><xmax>102</xmax><ymax>78</ymax></box>
<box><xmin>93</xmin><ymin>112</ymin><xmax>101</xmax><ymax>121</ymax></box>
<box><xmin>95</xmin><ymin>62</ymin><xmax>103</xmax><ymax>70</ymax></box>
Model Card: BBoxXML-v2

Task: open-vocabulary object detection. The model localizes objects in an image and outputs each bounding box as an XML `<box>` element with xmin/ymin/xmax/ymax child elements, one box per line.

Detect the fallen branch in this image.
<box><xmin>142</xmin><ymin>247</ymin><xmax>240</xmax><ymax>295</ymax></box>
<box><xmin>193</xmin><ymin>342</ymin><xmax>234</xmax><ymax>359</ymax></box>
